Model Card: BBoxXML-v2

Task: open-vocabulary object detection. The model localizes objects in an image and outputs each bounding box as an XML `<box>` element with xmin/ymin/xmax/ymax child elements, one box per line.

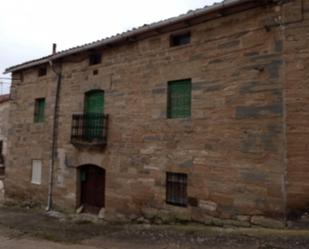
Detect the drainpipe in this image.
<box><xmin>47</xmin><ymin>44</ymin><xmax>62</xmax><ymax>211</ymax></box>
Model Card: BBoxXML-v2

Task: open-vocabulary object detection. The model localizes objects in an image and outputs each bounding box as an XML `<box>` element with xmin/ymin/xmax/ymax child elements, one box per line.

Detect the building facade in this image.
<box><xmin>4</xmin><ymin>0</ymin><xmax>309</xmax><ymax>226</ymax></box>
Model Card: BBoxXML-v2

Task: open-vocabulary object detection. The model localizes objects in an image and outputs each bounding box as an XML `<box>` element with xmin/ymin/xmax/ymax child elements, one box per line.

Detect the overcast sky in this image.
<box><xmin>0</xmin><ymin>0</ymin><xmax>218</xmax><ymax>94</ymax></box>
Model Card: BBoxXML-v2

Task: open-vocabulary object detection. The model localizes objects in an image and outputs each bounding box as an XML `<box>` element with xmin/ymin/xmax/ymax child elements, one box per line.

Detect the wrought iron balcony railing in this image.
<box><xmin>71</xmin><ymin>113</ymin><xmax>108</xmax><ymax>147</ymax></box>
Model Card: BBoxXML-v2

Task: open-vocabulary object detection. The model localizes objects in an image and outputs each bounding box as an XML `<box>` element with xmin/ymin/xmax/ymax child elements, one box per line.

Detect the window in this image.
<box><xmin>31</xmin><ymin>160</ymin><xmax>42</xmax><ymax>185</ymax></box>
<box><xmin>167</xmin><ymin>79</ymin><xmax>191</xmax><ymax>119</ymax></box>
<box><xmin>170</xmin><ymin>32</ymin><xmax>191</xmax><ymax>47</ymax></box>
<box><xmin>166</xmin><ymin>172</ymin><xmax>188</xmax><ymax>206</ymax></box>
<box><xmin>34</xmin><ymin>98</ymin><xmax>45</xmax><ymax>123</ymax></box>
<box><xmin>38</xmin><ymin>67</ymin><xmax>47</xmax><ymax>77</ymax></box>
<box><xmin>89</xmin><ymin>53</ymin><xmax>102</xmax><ymax>65</ymax></box>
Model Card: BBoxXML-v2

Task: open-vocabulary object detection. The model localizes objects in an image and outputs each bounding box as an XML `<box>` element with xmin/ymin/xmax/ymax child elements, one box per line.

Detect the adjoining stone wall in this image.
<box><xmin>6</xmin><ymin>0</ymin><xmax>309</xmax><ymax>226</ymax></box>
<box><xmin>0</xmin><ymin>101</ymin><xmax>9</xmax><ymax>160</ymax></box>
<box><xmin>6</xmin><ymin>71</ymin><xmax>54</xmax><ymax>202</ymax></box>
<box><xmin>0</xmin><ymin>100</ymin><xmax>10</xmax><ymax>201</ymax></box>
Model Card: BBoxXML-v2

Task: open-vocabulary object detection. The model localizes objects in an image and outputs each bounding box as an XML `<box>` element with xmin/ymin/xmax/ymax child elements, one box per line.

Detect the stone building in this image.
<box><xmin>3</xmin><ymin>0</ymin><xmax>309</xmax><ymax>226</ymax></box>
<box><xmin>0</xmin><ymin>94</ymin><xmax>10</xmax><ymax>198</ymax></box>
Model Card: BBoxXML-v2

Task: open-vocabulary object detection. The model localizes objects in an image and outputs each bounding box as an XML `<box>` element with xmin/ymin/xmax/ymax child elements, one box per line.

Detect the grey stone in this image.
<box><xmin>178</xmin><ymin>159</ymin><xmax>193</xmax><ymax>168</ymax></box>
<box><xmin>266</xmin><ymin>60</ymin><xmax>283</xmax><ymax>79</ymax></box>
<box><xmin>76</xmin><ymin>205</ymin><xmax>84</xmax><ymax>214</ymax></box>
<box><xmin>199</xmin><ymin>200</ymin><xmax>217</xmax><ymax>212</ymax></box>
<box><xmin>235</xmin><ymin>104</ymin><xmax>283</xmax><ymax>119</ymax></box>
<box><xmin>218</xmin><ymin>40</ymin><xmax>240</xmax><ymax>49</ymax></box>
<box><xmin>251</xmin><ymin>216</ymin><xmax>285</xmax><ymax>228</ymax></box>
<box><xmin>98</xmin><ymin>208</ymin><xmax>105</xmax><ymax>219</ymax></box>
<box><xmin>152</xmin><ymin>88</ymin><xmax>165</xmax><ymax>95</ymax></box>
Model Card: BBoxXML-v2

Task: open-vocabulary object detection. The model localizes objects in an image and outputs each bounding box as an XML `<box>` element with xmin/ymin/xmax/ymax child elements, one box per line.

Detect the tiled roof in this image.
<box><xmin>0</xmin><ymin>94</ymin><xmax>10</xmax><ymax>104</ymax></box>
<box><xmin>4</xmin><ymin>0</ymin><xmax>275</xmax><ymax>74</ymax></box>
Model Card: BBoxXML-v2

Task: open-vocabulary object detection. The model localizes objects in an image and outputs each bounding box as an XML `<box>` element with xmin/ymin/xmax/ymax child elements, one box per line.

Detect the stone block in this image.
<box><xmin>251</xmin><ymin>216</ymin><xmax>285</xmax><ymax>228</ymax></box>
<box><xmin>199</xmin><ymin>200</ymin><xmax>217</xmax><ymax>212</ymax></box>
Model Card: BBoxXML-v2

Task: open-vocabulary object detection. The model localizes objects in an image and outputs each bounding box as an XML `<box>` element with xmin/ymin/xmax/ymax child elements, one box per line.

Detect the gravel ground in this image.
<box><xmin>0</xmin><ymin>206</ymin><xmax>308</xmax><ymax>249</ymax></box>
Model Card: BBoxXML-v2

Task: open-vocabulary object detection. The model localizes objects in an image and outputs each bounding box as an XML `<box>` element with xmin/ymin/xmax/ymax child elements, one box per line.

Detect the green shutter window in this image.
<box><xmin>34</xmin><ymin>98</ymin><xmax>45</xmax><ymax>123</ymax></box>
<box><xmin>167</xmin><ymin>79</ymin><xmax>191</xmax><ymax>118</ymax></box>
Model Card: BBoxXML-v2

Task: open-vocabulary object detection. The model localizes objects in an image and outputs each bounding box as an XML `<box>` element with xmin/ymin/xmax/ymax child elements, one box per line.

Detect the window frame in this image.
<box><xmin>166</xmin><ymin>172</ymin><xmax>188</xmax><ymax>207</ymax></box>
<box><xmin>170</xmin><ymin>32</ymin><xmax>191</xmax><ymax>47</ymax></box>
<box><xmin>89</xmin><ymin>52</ymin><xmax>102</xmax><ymax>66</ymax></box>
<box><xmin>167</xmin><ymin>79</ymin><xmax>192</xmax><ymax>119</ymax></box>
<box><xmin>34</xmin><ymin>98</ymin><xmax>46</xmax><ymax>123</ymax></box>
<box><xmin>38</xmin><ymin>67</ymin><xmax>47</xmax><ymax>77</ymax></box>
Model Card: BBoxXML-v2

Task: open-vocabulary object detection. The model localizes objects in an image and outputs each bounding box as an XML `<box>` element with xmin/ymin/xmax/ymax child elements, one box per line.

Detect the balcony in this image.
<box><xmin>71</xmin><ymin>113</ymin><xmax>108</xmax><ymax>148</ymax></box>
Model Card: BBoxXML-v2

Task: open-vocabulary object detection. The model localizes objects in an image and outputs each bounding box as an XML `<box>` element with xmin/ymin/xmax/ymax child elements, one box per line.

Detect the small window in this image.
<box><xmin>31</xmin><ymin>160</ymin><xmax>42</xmax><ymax>185</ymax></box>
<box><xmin>170</xmin><ymin>32</ymin><xmax>191</xmax><ymax>47</ymax></box>
<box><xmin>167</xmin><ymin>79</ymin><xmax>191</xmax><ymax>119</ymax></box>
<box><xmin>34</xmin><ymin>98</ymin><xmax>45</xmax><ymax>123</ymax></box>
<box><xmin>89</xmin><ymin>53</ymin><xmax>102</xmax><ymax>65</ymax></box>
<box><xmin>38</xmin><ymin>67</ymin><xmax>47</xmax><ymax>77</ymax></box>
<box><xmin>166</xmin><ymin>172</ymin><xmax>188</xmax><ymax>206</ymax></box>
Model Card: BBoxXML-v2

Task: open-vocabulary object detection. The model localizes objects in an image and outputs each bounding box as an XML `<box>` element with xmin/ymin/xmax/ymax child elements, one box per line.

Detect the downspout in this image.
<box><xmin>47</xmin><ymin>44</ymin><xmax>62</xmax><ymax>211</ymax></box>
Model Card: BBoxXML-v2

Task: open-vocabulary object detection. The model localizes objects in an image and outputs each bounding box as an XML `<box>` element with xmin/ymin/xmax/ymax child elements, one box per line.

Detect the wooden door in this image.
<box><xmin>80</xmin><ymin>165</ymin><xmax>105</xmax><ymax>213</ymax></box>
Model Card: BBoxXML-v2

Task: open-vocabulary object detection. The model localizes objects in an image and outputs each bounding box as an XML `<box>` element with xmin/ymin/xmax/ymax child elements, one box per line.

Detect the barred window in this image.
<box><xmin>166</xmin><ymin>172</ymin><xmax>188</xmax><ymax>206</ymax></box>
<box><xmin>167</xmin><ymin>79</ymin><xmax>191</xmax><ymax>119</ymax></box>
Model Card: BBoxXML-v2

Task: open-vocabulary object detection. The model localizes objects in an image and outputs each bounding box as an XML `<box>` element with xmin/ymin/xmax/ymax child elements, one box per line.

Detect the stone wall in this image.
<box><xmin>0</xmin><ymin>100</ymin><xmax>10</xmax><ymax>200</ymax></box>
<box><xmin>283</xmin><ymin>0</ymin><xmax>309</xmax><ymax>217</ymax></box>
<box><xmin>5</xmin><ymin>0</ymin><xmax>309</xmax><ymax>225</ymax></box>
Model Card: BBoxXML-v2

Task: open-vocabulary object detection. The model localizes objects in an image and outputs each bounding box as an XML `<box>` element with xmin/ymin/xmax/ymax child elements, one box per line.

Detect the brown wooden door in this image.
<box><xmin>80</xmin><ymin>165</ymin><xmax>105</xmax><ymax>213</ymax></box>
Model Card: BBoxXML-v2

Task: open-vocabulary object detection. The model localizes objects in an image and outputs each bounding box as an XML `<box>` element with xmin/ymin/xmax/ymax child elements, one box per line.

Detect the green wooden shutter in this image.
<box><xmin>168</xmin><ymin>80</ymin><xmax>191</xmax><ymax>118</ymax></box>
<box><xmin>85</xmin><ymin>91</ymin><xmax>104</xmax><ymax>114</ymax></box>
<box><xmin>34</xmin><ymin>98</ymin><xmax>45</xmax><ymax>123</ymax></box>
<box><xmin>84</xmin><ymin>91</ymin><xmax>104</xmax><ymax>140</ymax></box>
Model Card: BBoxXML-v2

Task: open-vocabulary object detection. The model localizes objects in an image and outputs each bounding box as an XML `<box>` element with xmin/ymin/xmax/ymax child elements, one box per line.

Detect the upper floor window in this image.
<box><xmin>38</xmin><ymin>67</ymin><xmax>47</xmax><ymax>77</ymax></box>
<box><xmin>167</xmin><ymin>79</ymin><xmax>191</xmax><ymax>119</ymax></box>
<box><xmin>170</xmin><ymin>32</ymin><xmax>191</xmax><ymax>47</ymax></box>
<box><xmin>89</xmin><ymin>53</ymin><xmax>102</xmax><ymax>65</ymax></box>
<box><xmin>34</xmin><ymin>98</ymin><xmax>45</xmax><ymax>123</ymax></box>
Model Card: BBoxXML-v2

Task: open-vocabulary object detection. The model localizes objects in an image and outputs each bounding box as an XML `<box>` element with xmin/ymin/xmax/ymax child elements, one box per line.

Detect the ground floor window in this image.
<box><xmin>166</xmin><ymin>172</ymin><xmax>188</xmax><ymax>206</ymax></box>
<box><xmin>31</xmin><ymin>160</ymin><xmax>42</xmax><ymax>185</ymax></box>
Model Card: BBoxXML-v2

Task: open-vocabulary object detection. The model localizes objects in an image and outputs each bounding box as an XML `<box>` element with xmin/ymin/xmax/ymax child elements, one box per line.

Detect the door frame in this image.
<box><xmin>76</xmin><ymin>164</ymin><xmax>106</xmax><ymax>213</ymax></box>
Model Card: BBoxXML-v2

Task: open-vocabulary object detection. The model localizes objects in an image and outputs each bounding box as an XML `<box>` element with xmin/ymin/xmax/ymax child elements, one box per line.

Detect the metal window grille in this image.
<box><xmin>167</xmin><ymin>79</ymin><xmax>191</xmax><ymax>118</ymax></box>
<box><xmin>71</xmin><ymin>113</ymin><xmax>108</xmax><ymax>144</ymax></box>
<box><xmin>166</xmin><ymin>172</ymin><xmax>188</xmax><ymax>206</ymax></box>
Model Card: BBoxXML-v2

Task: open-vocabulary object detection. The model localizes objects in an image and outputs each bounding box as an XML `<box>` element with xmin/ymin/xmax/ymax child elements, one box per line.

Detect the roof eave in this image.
<box><xmin>4</xmin><ymin>0</ymin><xmax>274</xmax><ymax>74</ymax></box>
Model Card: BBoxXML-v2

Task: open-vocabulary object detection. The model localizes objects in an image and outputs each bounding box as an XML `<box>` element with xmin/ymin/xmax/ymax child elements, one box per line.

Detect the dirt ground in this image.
<box><xmin>0</xmin><ymin>206</ymin><xmax>308</xmax><ymax>249</ymax></box>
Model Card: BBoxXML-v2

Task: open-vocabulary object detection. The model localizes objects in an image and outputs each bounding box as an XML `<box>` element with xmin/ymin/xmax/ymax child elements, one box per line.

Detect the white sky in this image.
<box><xmin>0</xmin><ymin>0</ymin><xmax>219</xmax><ymax>94</ymax></box>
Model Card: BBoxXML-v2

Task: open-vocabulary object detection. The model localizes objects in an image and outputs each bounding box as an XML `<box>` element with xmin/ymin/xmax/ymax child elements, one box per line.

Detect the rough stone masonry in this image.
<box><xmin>3</xmin><ymin>0</ymin><xmax>309</xmax><ymax>227</ymax></box>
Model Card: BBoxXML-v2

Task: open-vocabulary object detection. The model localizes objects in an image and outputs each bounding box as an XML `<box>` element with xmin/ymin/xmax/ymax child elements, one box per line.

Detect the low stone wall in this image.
<box><xmin>102</xmin><ymin>207</ymin><xmax>285</xmax><ymax>229</ymax></box>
